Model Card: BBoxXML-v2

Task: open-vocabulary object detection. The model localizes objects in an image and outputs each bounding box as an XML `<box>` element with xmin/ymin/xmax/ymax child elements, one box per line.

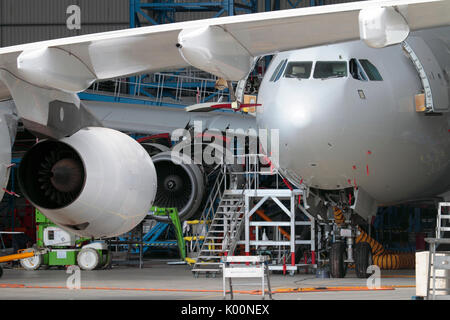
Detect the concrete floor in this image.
<box><xmin>0</xmin><ymin>259</ymin><xmax>417</xmax><ymax>300</ymax></box>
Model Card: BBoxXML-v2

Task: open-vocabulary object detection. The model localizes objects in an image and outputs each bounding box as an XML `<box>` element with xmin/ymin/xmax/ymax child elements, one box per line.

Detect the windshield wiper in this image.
<box><xmin>319</xmin><ymin>75</ymin><xmax>344</xmax><ymax>80</ymax></box>
<box><xmin>285</xmin><ymin>75</ymin><xmax>303</xmax><ymax>80</ymax></box>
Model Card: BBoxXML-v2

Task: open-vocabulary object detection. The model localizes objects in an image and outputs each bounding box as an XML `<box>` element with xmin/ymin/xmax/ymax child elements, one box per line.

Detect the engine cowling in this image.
<box><xmin>18</xmin><ymin>127</ymin><xmax>157</xmax><ymax>238</ymax></box>
<box><xmin>150</xmin><ymin>151</ymin><xmax>205</xmax><ymax>222</ymax></box>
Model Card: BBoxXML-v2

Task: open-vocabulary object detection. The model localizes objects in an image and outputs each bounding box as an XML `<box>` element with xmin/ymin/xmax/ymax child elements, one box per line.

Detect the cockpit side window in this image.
<box><xmin>350</xmin><ymin>58</ymin><xmax>368</xmax><ymax>81</ymax></box>
<box><xmin>359</xmin><ymin>59</ymin><xmax>383</xmax><ymax>81</ymax></box>
<box><xmin>273</xmin><ymin>59</ymin><xmax>288</xmax><ymax>82</ymax></box>
<box><xmin>313</xmin><ymin>61</ymin><xmax>347</xmax><ymax>79</ymax></box>
<box><xmin>270</xmin><ymin>59</ymin><xmax>287</xmax><ymax>82</ymax></box>
<box><xmin>284</xmin><ymin>62</ymin><xmax>313</xmax><ymax>79</ymax></box>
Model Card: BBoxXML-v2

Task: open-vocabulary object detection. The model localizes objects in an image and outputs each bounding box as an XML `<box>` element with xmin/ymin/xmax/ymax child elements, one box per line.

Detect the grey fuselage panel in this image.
<box><xmin>257</xmin><ymin>26</ymin><xmax>450</xmax><ymax>205</ymax></box>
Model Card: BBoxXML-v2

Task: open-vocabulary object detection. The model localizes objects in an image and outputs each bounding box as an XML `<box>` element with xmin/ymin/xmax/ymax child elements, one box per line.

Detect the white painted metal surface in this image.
<box><xmin>358</xmin><ymin>7</ymin><xmax>410</xmax><ymax>48</ymax></box>
<box><xmin>43</xmin><ymin>226</ymin><xmax>75</xmax><ymax>246</ymax></box>
<box><xmin>35</xmin><ymin>127</ymin><xmax>157</xmax><ymax>238</ymax></box>
<box><xmin>222</xmin><ymin>255</ymin><xmax>272</xmax><ymax>299</ymax></box>
<box><xmin>178</xmin><ymin>26</ymin><xmax>253</xmax><ymax>81</ymax></box>
<box><xmin>0</xmin><ymin>69</ymin><xmax>80</xmax><ymax>128</ymax></box>
<box><xmin>82</xmin><ymin>242</ymin><xmax>108</xmax><ymax>251</ymax></box>
<box><xmin>416</xmin><ymin>251</ymin><xmax>450</xmax><ymax>297</ymax></box>
<box><xmin>17</xmin><ymin>47</ymin><xmax>96</xmax><ymax>92</ymax></box>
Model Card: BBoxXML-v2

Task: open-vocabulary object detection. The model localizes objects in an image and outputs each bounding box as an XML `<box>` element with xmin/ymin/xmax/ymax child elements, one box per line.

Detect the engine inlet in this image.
<box><xmin>19</xmin><ymin>140</ymin><xmax>85</xmax><ymax>209</ymax></box>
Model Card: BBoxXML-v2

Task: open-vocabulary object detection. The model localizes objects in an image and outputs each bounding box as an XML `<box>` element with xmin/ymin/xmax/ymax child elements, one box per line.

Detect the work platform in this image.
<box><xmin>191</xmin><ymin>154</ymin><xmax>316</xmax><ymax>277</ymax></box>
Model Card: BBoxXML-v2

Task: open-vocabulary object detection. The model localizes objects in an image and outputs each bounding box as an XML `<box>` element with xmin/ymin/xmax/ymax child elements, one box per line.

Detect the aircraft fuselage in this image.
<box><xmin>257</xmin><ymin>26</ymin><xmax>450</xmax><ymax>205</ymax></box>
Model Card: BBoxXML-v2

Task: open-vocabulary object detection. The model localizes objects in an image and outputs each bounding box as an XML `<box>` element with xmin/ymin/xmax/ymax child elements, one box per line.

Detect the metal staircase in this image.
<box><xmin>192</xmin><ymin>191</ymin><xmax>245</xmax><ymax>276</ymax></box>
<box><xmin>190</xmin><ymin>153</ymin><xmax>315</xmax><ymax>277</ymax></box>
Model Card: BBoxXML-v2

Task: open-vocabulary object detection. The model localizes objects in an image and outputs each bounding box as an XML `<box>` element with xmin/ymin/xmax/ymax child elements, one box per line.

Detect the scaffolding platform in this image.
<box><xmin>191</xmin><ymin>154</ymin><xmax>316</xmax><ymax>277</ymax></box>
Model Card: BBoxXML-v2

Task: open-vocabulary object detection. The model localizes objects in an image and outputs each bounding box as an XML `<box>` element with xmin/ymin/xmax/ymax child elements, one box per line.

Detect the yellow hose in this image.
<box><xmin>333</xmin><ymin>208</ymin><xmax>345</xmax><ymax>226</ymax></box>
<box><xmin>355</xmin><ymin>227</ymin><xmax>415</xmax><ymax>270</ymax></box>
<box><xmin>355</xmin><ymin>226</ymin><xmax>385</xmax><ymax>256</ymax></box>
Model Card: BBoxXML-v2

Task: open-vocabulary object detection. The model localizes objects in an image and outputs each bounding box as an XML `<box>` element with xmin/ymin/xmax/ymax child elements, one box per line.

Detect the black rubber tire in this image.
<box><xmin>0</xmin><ymin>265</ymin><xmax>3</xmax><ymax>278</ymax></box>
<box><xmin>354</xmin><ymin>242</ymin><xmax>373</xmax><ymax>279</ymax></box>
<box><xmin>330</xmin><ymin>242</ymin><xmax>347</xmax><ymax>278</ymax></box>
<box><xmin>101</xmin><ymin>250</ymin><xmax>113</xmax><ymax>270</ymax></box>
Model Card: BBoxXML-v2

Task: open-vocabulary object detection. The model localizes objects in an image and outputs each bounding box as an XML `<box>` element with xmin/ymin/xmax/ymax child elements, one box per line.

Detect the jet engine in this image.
<box><xmin>150</xmin><ymin>151</ymin><xmax>205</xmax><ymax>222</ymax></box>
<box><xmin>18</xmin><ymin>127</ymin><xmax>157</xmax><ymax>238</ymax></box>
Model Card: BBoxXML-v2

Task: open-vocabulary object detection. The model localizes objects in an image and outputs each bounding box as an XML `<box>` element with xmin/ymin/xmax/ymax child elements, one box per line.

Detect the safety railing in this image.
<box><xmin>86</xmin><ymin>71</ymin><xmax>232</xmax><ymax>106</ymax></box>
<box><xmin>188</xmin><ymin>167</ymin><xmax>226</xmax><ymax>255</ymax></box>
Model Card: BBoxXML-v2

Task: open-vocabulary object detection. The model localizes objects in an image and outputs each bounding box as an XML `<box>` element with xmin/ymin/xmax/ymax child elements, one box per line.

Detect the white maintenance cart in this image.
<box><xmin>222</xmin><ymin>255</ymin><xmax>273</xmax><ymax>300</ymax></box>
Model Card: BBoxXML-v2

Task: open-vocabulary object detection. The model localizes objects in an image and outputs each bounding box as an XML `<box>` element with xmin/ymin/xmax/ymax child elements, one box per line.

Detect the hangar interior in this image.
<box><xmin>0</xmin><ymin>0</ymin><xmax>448</xmax><ymax>300</ymax></box>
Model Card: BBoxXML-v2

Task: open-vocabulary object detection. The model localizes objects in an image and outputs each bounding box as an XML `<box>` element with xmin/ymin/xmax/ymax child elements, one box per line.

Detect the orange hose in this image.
<box><xmin>0</xmin><ymin>283</ymin><xmax>403</xmax><ymax>295</ymax></box>
<box><xmin>0</xmin><ymin>251</ymin><xmax>35</xmax><ymax>263</ymax></box>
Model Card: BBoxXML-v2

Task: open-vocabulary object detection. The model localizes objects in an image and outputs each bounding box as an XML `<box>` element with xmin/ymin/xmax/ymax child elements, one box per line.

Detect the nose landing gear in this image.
<box><xmin>325</xmin><ymin>211</ymin><xmax>373</xmax><ymax>279</ymax></box>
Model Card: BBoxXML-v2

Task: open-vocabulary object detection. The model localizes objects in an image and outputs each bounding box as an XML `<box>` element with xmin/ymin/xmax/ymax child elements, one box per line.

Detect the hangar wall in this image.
<box><xmin>0</xmin><ymin>0</ymin><xmax>355</xmax><ymax>47</ymax></box>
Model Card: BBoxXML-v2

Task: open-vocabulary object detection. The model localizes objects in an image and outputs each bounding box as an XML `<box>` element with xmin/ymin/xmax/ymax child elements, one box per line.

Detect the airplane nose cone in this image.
<box><xmin>257</xmin><ymin>79</ymin><xmax>349</xmax><ymax>189</ymax></box>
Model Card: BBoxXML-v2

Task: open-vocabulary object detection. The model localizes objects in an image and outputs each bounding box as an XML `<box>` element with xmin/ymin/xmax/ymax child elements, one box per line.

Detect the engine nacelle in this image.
<box><xmin>18</xmin><ymin>127</ymin><xmax>157</xmax><ymax>238</ymax></box>
<box><xmin>150</xmin><ymin>151</ymin><xmax>205</xmax><ymax>223</ymax></box>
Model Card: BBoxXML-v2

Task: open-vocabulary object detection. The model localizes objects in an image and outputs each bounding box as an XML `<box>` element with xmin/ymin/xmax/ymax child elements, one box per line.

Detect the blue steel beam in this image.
<box><xmin>125</xmin><ymin>0</ymin><xmax>258</xmax><ymax>104</ymax></box>
<box><xmin>84</xmin><ymin>1</ymin><xmax>258</xmax><ymax>109</ymax></box>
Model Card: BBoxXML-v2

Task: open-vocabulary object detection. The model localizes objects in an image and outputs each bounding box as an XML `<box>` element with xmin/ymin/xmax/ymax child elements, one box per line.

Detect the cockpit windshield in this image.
<box><xmin>313</xmin><ymin>61</ymin><xmax>347</xmax><ymax>79</ymax></box>
<box><xmin>284</xmin><ymin>62</ymin><xmax>313</xmax><ymax>79</ymax></box>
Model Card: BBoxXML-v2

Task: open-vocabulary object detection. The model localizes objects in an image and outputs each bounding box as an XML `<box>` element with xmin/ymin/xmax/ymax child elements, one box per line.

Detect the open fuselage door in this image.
<box><xmin>402</xmin><ymin>36</ymin><xmax>449</xmax><ymax>113</ymax></box>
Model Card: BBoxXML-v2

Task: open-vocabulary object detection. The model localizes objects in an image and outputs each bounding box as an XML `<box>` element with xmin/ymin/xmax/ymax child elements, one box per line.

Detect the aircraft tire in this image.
<box><xmin>355</xmin><ymin>242</ymin><xmax>373</xmax><ymax>278</ymax></box>
<box><xmin>330</xmin><ymin>242</ymin><xmax>347</xmax><ymax>278</ymax></box>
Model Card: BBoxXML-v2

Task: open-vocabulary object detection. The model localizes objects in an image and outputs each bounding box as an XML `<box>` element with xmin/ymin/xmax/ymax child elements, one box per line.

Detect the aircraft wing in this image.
<box><xmin>0</xmin><ymin>0</ymin><xmax>448</xmax><ymax>138</ymax></box>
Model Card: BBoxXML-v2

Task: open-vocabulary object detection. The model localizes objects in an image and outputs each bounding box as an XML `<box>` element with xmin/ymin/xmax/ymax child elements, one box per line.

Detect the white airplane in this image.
<box><xmin>0</xmin><ymin>0</ymin><xmax>448</xmax><ymax>244</ymax></box>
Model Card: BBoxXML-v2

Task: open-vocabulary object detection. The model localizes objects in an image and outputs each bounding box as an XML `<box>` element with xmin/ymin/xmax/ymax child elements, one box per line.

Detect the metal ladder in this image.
<box><xmin>192</xmin><ymin>191</ymin><xmax>245</xmax><ymax>277</ymax></box>
<box><xmin>426</xmin><ymin>202</ymin><xmax>450</xmax><ymax>300</ymax></box>
<box><xmin>436</xmin><ymin>202</ymin><xmax>450</xmax><ymax>239</ymax></box>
